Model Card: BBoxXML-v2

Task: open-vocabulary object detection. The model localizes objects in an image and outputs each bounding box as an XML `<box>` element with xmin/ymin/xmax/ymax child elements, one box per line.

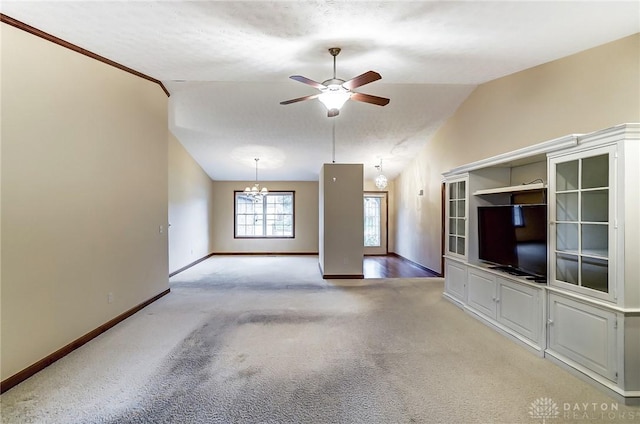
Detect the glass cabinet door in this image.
<box><xmin>551</xmin><ymin>146</ymin><xmax>614</xmax><ymax>300</ymax></box>
<box><xmin>447</xmin><ymin>179</ymin><xmax>467</xmax><ymax>257</ymax></box>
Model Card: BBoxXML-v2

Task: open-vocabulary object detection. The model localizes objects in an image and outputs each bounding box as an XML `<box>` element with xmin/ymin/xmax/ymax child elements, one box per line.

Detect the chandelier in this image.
<box><xmin>244</xmin><ymin>158</ymin><xmax>268</xmax><ymax>199</ymax></box>
<box><xmin>375</xmin><ymin>159</ymin><xmax>388</xmax><ymax>190</ymax></box>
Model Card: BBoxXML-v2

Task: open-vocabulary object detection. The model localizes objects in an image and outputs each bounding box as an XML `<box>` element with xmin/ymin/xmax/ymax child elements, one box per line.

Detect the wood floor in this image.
<box><xmin>363</xmin><ymin>255</ymin><xmax>440</xmax><ymax>279</ymax></box>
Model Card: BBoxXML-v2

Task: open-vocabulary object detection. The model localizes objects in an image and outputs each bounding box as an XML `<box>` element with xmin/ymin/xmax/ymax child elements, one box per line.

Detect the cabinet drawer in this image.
<box><xmin>547</xmin><ymin>294</ymin><xmax>617</xmax><ymax>382</ymax></box>
<box><xmin>467</xmin><ymin>269</ymin><xmax>497</xmax><ymax>319</ymax></box>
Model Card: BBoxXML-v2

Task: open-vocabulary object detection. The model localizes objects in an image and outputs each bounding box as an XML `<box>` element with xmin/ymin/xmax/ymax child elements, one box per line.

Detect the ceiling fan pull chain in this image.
<box><xmin>332</xmin><ymin>120</ymin><xmax>336</xmax><ymax>163</ymax></box>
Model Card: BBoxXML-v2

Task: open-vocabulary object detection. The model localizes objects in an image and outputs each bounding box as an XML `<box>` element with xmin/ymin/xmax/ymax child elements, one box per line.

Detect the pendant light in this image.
<box><xmin>375</xmin><ymin>159</ymin><xmax>388</xmax><ymax>190</ymax></box>
<box><xmin>244</xmin><ymin>158</ymin><xmax>268</xmax><ymax>200</ymax></box>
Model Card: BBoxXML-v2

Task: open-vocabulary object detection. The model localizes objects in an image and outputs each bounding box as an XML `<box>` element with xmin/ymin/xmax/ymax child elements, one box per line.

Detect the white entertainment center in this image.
<box><xmin>442</xmin><ymin>123</ymin><xmax>640</xmax><ymax>404</ymax></box>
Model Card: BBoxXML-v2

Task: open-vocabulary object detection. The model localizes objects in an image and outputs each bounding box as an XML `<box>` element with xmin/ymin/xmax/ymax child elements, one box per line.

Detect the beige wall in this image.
<box><xmin>1</xmin><ymin>24</ymin><xmax>169</xmax><ymax>380</ymax></box>
<box><xmin>210</xmin><ymin>181</ymin><xmax>319</xmax><ymax>253</ymax></box>
<box><xmin>394</xmin><ymin>33</ymin><xmax>640</xmax><ymax>273</ymax></box>
<box><xmin>168</xmin><ymin>133</ymin><xmax>216</xmax><ymax>272</ymax></box>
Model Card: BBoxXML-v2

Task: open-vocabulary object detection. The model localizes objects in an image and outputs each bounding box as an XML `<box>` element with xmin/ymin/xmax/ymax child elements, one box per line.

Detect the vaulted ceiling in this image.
<box><xmin>2</xmin><ymin>1</ymin><xmax>638</xmax><ymax>181</ymax></box>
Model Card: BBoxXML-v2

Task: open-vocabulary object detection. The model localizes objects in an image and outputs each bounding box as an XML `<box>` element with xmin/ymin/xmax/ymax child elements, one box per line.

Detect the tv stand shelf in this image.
<box><xmin>489</xmin><ymin>265</ymin><xmax>546</xmax><ymax>282</ymax></box>
<box><xmin>469</xmin><ymin>261</ymin><xmax>547</xmax><ymax>289</ymax></box>
<box><xmin>473</xmin><ymin>182</ymin><xmax>545</xmax><ymax>196</ymax></box>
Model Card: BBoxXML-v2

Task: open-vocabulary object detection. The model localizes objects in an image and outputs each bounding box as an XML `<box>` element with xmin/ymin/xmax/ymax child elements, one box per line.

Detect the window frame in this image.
<box><xmin>233</xmin><ymin>190</ymin><xmax>295</xmax><ymax>239</ymax></box>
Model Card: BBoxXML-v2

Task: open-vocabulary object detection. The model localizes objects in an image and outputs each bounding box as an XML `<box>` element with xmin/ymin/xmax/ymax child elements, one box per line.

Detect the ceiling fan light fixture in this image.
<box><xmin>318</xmin><ymin>89</ymin><xmax>351</xmax><ymax>112</ymax></box>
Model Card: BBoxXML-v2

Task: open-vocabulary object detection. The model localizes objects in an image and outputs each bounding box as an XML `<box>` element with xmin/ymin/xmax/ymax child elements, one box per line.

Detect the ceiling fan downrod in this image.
<box><xmin>328</xmin><ymin>47</ymin><xmax>341</xmax><ymax>79</ymax></box>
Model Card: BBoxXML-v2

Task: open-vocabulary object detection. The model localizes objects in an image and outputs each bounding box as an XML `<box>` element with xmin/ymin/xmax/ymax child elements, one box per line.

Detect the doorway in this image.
<box><xmin>363</xmin><ymin>192</ymin><xmax>388</xmax><ymax>255</ymax></box>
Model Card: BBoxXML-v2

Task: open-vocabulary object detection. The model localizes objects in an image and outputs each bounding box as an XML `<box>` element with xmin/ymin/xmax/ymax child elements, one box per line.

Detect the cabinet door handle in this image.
<box><xmin>547</xmin><ymin>319</ymin><xmax>554</xmax><ymax>326</ymax></box>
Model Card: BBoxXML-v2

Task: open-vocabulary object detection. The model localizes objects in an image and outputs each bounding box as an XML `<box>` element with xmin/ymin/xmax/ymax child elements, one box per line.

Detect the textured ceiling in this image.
<box><xmin>2</xmin><ymin>1</ymin><xmax>639</xmax><ymax>181</ymax></box>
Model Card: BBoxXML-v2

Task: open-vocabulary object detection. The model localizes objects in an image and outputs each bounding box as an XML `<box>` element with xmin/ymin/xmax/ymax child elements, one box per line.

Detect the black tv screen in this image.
<box><xmin>477</xmin><ymin>204</ymin><xmax>547</xmax><ymax>277</ymax></box>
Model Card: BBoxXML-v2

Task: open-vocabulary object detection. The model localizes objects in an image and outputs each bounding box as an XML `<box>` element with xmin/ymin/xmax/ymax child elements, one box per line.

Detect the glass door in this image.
<box><xmin>364</xmin><ymin>193</ymin><xmax>388</xmax><ymax>255</ymax></box>
<box><xmin>447</xmin><ymin>178</ymin><xmax>467</xmax><ymax>257</ymax></box>
<box><xmin>550</xmin><ymin>146</ymin><xmax>615</xmax><ymax>301</ymax></box>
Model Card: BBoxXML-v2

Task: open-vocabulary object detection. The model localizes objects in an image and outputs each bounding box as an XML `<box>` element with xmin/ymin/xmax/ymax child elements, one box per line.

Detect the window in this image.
<box><xmin>512</xmin><ymin>205</ymin><xmax>524</xmax><ymax>227</ymax></box>
<box><xmin>235</xmin><ymin>191</ymin><xmax>294</xmax><ymax>238</ymax></box>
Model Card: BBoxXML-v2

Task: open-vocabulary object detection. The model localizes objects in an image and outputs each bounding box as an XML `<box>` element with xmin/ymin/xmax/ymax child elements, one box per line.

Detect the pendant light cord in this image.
<box><xmin>255</xmin><ymin>158</ymin><xmax>259</xmax><ymax>182</ymax></box>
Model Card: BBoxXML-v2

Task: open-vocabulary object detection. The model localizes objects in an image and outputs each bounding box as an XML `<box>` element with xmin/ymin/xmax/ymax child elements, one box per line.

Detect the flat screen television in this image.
<box><xmin>477</xmin><ymin>204</ymin><xmax>547</xmax><ymax>279</ymax></box>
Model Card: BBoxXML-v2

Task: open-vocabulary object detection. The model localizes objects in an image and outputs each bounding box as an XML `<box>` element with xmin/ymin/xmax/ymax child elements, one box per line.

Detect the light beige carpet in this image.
<box><xmin>1</xmin><ymin>256</ymin><xmax>637</xmax><ymax>423</ymax></box>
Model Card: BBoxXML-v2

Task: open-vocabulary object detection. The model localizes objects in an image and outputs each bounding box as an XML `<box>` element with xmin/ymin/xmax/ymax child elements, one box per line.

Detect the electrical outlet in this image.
<box><xmin>159</xmin><ymin>225</ymin><xmax>164</xmax><ymax>234</ymax></box>
<box><xmin>108</xmin><ymin>292</ymin><xmax>114</xmax><ymax>304</ymax></box>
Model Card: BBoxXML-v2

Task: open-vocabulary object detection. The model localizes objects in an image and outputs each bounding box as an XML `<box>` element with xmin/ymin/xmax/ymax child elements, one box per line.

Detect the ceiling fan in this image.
<box><xmin>280</xmin><ymin>47</ymin><xmax>390</xmax><ymax>118</ymax></box>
